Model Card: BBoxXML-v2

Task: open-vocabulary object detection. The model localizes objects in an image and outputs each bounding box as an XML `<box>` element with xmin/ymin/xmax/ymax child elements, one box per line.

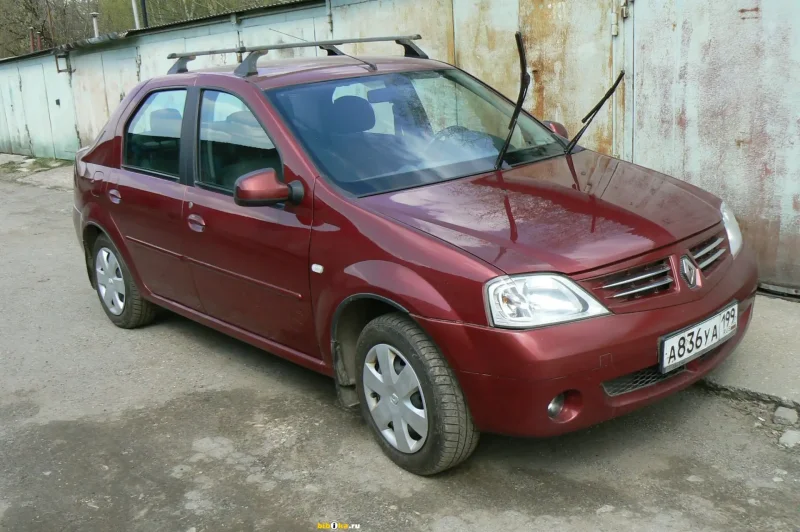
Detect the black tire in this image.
<box><xmin>356</xmin><ymin>313</ymin><xmax>479</xmax><ymax>475</ymax></box>
<box><xmin>91</xmin><ymin>234</ymin><xmax>157</xmax><ymax>329</ymax></box>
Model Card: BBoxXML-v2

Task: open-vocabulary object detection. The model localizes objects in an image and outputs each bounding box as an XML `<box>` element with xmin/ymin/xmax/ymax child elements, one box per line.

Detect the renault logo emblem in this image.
<box><xmin>681</xmin><ymin>256</ymin><xmax>699</xmax><ymax>288</ymax></box>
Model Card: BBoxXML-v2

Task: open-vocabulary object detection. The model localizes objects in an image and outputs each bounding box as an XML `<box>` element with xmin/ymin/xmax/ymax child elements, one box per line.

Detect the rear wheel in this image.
<box><xmin>92</xmin><ymin>234</ymin><xmax>156</xmax><ymax>328</ymax></box>
<box><xmin>356</xmin><ymin>313</ymin><xmax>479</xmax><ymax>475</ymax></box>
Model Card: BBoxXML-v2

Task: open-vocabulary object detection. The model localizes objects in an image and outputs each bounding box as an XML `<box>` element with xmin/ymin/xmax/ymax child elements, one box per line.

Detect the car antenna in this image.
<box><xmin>565</xmin><ymin>70</ymin><xmax>625</xmax><ymax>155</ymax></box>
<box><xmin>494</xmin><ymin>31</ymin><xmax>531</xmax><ymax>171</ymax></box>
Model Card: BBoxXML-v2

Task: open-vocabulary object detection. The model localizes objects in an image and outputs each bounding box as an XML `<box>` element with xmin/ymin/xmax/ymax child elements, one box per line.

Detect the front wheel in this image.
<box><xmin>356</xmin><ymin>313</ymin><xmax>479</xmax><ymax>475</ymax></box>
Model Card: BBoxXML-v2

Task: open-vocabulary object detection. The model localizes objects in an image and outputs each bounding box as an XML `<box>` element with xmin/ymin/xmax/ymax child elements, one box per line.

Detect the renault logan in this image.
<box><xmin>73</xmin><ymin>37</ymin><xmax>757</xmax><ymax>475</ymax></box>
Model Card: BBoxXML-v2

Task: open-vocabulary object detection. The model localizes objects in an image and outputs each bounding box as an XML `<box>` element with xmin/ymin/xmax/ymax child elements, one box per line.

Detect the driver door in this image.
<box><xmin>181</xmin><ymin>89</ymin><xmax>318</xmax><ymax>356</ymax></box>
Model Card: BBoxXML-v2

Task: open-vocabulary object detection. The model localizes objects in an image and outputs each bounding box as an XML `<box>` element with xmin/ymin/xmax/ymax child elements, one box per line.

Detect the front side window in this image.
<box><xmin>125</xmin><ymin>90</ymin><xmax>186</xmax><ymax>177</ymax></box>
<box><xmin>267</xmin><ymin>69</ymin><xmax>563</xmax><ymax>196</ymax></box>
<box><xmin>197</xmin><ymin>91</ymin><xmax>282</xmax><ymax>192</ymax></box>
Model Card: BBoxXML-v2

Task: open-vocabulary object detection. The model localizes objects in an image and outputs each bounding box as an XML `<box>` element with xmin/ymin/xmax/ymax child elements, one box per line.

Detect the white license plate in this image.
<box><xmin>660</xmin><ymin>303</ymin><xmax>738</xmax><ymax>373</ymax></box>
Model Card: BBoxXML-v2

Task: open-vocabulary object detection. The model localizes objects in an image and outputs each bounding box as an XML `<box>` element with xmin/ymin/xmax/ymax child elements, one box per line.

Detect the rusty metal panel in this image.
<box><xmin>631</xmin><ymin>1</ymin><xmax>800</xmax><ymax>288</ymax></box>
<box><xmin>70</xmin><ymin>52</ymin><xmax>110</xmax><ymax>148</ymax></box>
<box><xmin>453</xmin><ymin>0</ymin><xmax>520</xmax><ymax>101</ymax></box>
<box><xmin>331</xmin><ymin>0</ymin><xmax>455</xmax><ymax>63</ymax></box>
<box><xmin>521</xmin><ymin>0</ymin><xmax>618</xmax><ymax>155</ymax></box>
<box><xmin>18</xmin><ymin>64</ymin><xmax>56</xmax><ymax>158</ymax></box>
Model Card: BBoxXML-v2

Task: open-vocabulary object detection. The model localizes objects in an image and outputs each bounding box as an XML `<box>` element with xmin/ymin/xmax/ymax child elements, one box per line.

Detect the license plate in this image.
<box><xmin>660</xmin><ymin>303</ymin><xmax>738</xmax><ymax>373</ymax></box>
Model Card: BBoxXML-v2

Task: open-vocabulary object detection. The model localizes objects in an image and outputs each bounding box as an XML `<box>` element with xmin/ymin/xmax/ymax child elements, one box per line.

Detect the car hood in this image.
<box><xmin>360</xmin><ymin>150</ymin><xmax>722</xmax><ymax>275</ymax></box>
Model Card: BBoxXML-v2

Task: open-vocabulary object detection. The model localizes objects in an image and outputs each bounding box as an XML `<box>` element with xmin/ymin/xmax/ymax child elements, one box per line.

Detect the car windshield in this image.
<box><xmin>266</xmin><ymin>68</ymin><xmax>564</xmax><ymax>196</ymax></box>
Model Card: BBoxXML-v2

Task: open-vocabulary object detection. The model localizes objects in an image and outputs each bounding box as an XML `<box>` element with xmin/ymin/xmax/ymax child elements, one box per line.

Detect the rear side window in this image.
<box><xmin>124</xmin><ymin>90</ymin><xmax>187</xmax><ymax>177</ymax></box>
<box><xmin>197</xmin><ymin>90</ymin><xmax>282</xmax><ymax>192</ymax></box>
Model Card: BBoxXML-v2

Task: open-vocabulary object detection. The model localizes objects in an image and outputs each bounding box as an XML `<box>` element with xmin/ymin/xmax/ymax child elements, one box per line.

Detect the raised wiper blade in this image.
<box><xmin>494</xmin><ymin>32</ymin><xmax>531</xmax><ymax>171</ymax></box>
<box><xmin>565</xmin><ymin>70</ymin><xmax>625</xmax><ymax>155</ymax></box>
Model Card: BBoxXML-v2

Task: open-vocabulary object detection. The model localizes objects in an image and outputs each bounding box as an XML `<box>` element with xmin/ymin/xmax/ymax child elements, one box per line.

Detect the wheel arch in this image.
<box><xmin>79</xmin><ymin>219</ymin><xmax>143</xmax><ymax>293</ymax></box>
<box><xmin>330</xmin><ymin>293</ymin><xmax>409</xmax><ymax>391</ymax></box>
<box><xmin>81</xmin><ymin>222</ymin><xmax>106</xmax><ymax>287</ymax></box>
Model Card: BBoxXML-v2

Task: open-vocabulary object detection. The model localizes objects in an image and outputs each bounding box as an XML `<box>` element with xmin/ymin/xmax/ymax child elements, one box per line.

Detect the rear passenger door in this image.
<box><xmin>182</xmin><ymin>89</ymin><xmax>318</xmax><ymax>356</ymax></box>
<box><xmin>108</xmin><ymin>87</ymin><xmax>203</xmax><ymax>310</ymax></box>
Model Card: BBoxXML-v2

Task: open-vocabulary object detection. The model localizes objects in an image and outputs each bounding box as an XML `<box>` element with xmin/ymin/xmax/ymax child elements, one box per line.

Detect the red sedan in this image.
<box><xmin>72</xmin><ymin>36</ymin><xmax>757</xmax><ymax>475</ymax></box>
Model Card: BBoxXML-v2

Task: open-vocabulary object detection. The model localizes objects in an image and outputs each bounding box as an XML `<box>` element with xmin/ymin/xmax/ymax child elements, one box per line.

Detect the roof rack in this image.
<box><xmin>166</xmin><ymin>34</ymin><xmax>427</xmax><ymax>77</ymax></box>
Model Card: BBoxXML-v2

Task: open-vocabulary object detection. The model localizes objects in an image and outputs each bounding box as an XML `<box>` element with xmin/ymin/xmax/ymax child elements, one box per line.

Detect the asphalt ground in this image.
<box><xmin>0</xmin><ymin>174</ymin><xmax>798</xmax><ymax>531</ymax></box>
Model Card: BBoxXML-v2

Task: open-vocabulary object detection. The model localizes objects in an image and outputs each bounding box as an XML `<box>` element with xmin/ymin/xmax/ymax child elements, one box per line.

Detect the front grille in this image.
<box><xmin>596</xmin><ymin>259</ymin><xmax>674</xmax><ymax>301</ymax></box>
<box><xmin>602</xmin><ymin>365</ymin><xmax>684</xmax><ymax>396</ymax></box>
<box><xmin>690</xmin><ymin>233</ymin><xmax>727</xmax><ymax>273</ymax></box>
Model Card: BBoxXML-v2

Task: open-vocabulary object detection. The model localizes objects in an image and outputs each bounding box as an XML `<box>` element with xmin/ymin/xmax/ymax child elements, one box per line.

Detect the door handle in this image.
<box><xmin>187</xmin><ymin>213</ymin><xmax>206</xmax><ymax>233</ymax></box>
<box><xmin>108</xmin><ymin>189</ymin><xmax>122</xmax><ymax>204</ymax></box>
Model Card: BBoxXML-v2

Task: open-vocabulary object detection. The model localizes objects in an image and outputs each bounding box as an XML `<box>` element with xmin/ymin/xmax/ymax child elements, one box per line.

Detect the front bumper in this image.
<box><xmin>415</xmin><ymin>246</ymin><xmax>758</xmax><ymax>437</ymax></box>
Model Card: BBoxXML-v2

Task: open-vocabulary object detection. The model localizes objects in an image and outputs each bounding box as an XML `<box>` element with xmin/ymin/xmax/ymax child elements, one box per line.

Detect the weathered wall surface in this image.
<box><xmin>0</xmin><ymin>5</ymin><xmax>331</xmax><ymax>154</ymax></box>
<box><xmin>332</xmin><ymin>0</ymin><xmax>454</xmax><ymax>62</ymax></box>
<box><xmin>0</xmin><ymin>65</ymin><xmax>32</xmax><ymax>156</ymax></box>
<box><xmin>0</xmin><ymin>0</ymin><xmax>797</xmax><ymax>287</ymax></box>
<box><xmin>522</xmin><ymin>0</ymin><xmax>620</xmax><ymax>156</ymax></box>
<box><xmin>631</xmin><ymin>0</ymin><xmax>800</xmax><ymax>288</ymax></box>
<box><xmin>0</xmin><ymin>57</ymin><xmax>79</xmax><ymax>159</ymax></box>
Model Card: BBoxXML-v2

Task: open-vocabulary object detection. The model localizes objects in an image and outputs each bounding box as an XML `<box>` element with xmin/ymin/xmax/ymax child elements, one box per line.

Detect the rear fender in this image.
<box><xmin>80</xmin><ymin>202</ymin><xmax>147</xmax><ymax>294</ymax></box>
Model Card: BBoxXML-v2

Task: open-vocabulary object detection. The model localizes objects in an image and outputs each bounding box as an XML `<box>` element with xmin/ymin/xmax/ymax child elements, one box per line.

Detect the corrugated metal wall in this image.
<box><xmin>0</xmin><ymin>0</ymin><xmax>797</xmax><ymax>288</ymax></box>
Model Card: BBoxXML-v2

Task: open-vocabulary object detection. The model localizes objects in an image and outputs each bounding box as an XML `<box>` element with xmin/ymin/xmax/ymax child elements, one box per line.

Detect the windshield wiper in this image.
<box><xmin>565</xmin><ymin>70</ymin><xmax>625</xmax><ymax>155</ymax></box>
<box><xmin>494</xmin><ymin>31</ymin><xmax>531</xmax><ymax>171</ymax></box>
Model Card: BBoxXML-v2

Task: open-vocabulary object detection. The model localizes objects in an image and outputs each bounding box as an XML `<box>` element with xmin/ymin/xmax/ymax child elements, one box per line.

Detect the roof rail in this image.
<box><xmin>165</xmin><ymin>34</ymin><xmax>427</xmax><ymax>77</ymax></box>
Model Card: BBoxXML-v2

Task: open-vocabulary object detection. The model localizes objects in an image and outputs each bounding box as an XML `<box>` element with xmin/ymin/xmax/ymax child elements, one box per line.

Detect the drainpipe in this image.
<box><xmin>90</xmin><ymin>12</ymin><xmax>100</xmax><ymax>38</ymax></box>
<box><xmin>131</xmin><ymin>0</ymin><xmax>141</xmax><ymax>29</ymax></box>
<box><xmin>29</xmin><ymin>27</ymin><xmax>35</xmax><ymax>52</ymax></box>
<box><xmin>140</xmin><ymin>0</ymin><xmax>149</xmax><ymax>28</ymax></box>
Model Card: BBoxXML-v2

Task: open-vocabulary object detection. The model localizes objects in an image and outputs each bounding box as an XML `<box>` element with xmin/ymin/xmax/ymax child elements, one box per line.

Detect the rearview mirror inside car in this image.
<box><xmin>233</xmin><ymin>169</ymin><xmax>303</xmax><ymax>207</ymax></box>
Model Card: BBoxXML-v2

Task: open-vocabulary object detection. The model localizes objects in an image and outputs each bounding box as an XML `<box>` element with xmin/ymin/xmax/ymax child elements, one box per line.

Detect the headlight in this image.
<box><xmin>484</xmin><ymin>274</ymin><xmax>610</xmax><ymax>329</ymax></box>
<box><xmin>720</xmin><ymin>202</ymin><xmax>743</xmax><ymax>257</ymax></box>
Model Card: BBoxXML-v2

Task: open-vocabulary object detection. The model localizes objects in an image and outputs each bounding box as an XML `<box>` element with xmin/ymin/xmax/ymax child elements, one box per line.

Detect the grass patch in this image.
<box><xmin>0</xmin><ymin>157</ymin><xmax>70</xmax><ymax>176</ymax></box>
<box><xmin>27</xmin><ymin>158</ymin><xmax>70</xmax><ymax>171</ymax></box>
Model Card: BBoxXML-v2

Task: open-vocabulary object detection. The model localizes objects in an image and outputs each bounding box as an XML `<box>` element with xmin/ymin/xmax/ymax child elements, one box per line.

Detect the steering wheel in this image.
<box><xmin>422</xmin><ymin>126</ymin><xmax>499</xmax><ymax>162</ymax></box>
<box><xmin>425</xmin><ymin>126</ymin><xmax>471</xmax><ymax>150</ymax></box>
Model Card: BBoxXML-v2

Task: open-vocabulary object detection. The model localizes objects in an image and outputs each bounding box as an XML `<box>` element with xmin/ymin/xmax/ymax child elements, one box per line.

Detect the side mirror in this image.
<box><xmin>543</xmin><ymin>120</ymin><xmax>569</xmax><ymax>139</ymax></box>
<box><xmin>233</xmin><ymin>169</ymin><xmax>304</xmax><ymax>207</ymax></box>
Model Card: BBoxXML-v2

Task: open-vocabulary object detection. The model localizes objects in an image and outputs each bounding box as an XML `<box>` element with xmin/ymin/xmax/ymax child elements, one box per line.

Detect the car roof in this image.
<box><xmin>167</xmin><ymin>55</ymin><xmax>450</xmax><ymax>90</ymax></box>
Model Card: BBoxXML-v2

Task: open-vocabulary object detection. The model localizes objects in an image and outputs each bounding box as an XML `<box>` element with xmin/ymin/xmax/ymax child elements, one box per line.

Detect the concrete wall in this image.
<box><xmin>0</xmin><ymin>0</ymin><xmax>797</xmax><ymax>288</ymax></box>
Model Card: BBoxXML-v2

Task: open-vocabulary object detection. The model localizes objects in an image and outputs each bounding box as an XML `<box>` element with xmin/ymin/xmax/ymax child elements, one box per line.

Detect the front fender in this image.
<box><xmin>314</xmin><ymin>260</ymin><xmax>459</xmax><ymax>366</ymax></box>
<box><xmin>341</xmin><ymin>260</ymin><xmax>455</xmax><ymax>318</ymax></box>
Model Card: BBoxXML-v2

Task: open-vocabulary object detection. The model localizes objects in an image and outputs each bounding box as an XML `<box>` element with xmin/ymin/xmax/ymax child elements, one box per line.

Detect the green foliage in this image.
<box><xmin>0</xmin><ymin>0</ymin><xmax>284</xmax><ymax>59</ymax></box>
<box><xmin>99</xmin><ymin>0</ymin><xmax>135</xmax><ymax>35</ymax></box>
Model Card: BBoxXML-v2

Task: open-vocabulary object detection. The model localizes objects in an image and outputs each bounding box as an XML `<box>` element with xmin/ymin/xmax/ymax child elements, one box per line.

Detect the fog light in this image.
<box><xmin>547</xmin><ymin>393</ymin><xmax>565</xmax><ymax>419</ymax></box>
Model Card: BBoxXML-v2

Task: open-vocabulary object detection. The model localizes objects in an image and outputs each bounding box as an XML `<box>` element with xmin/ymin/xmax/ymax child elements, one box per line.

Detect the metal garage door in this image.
<box><xmin>628</xmin><ymin>0</ymin><xmax>800</xmax><ymax>291</ymax></box>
